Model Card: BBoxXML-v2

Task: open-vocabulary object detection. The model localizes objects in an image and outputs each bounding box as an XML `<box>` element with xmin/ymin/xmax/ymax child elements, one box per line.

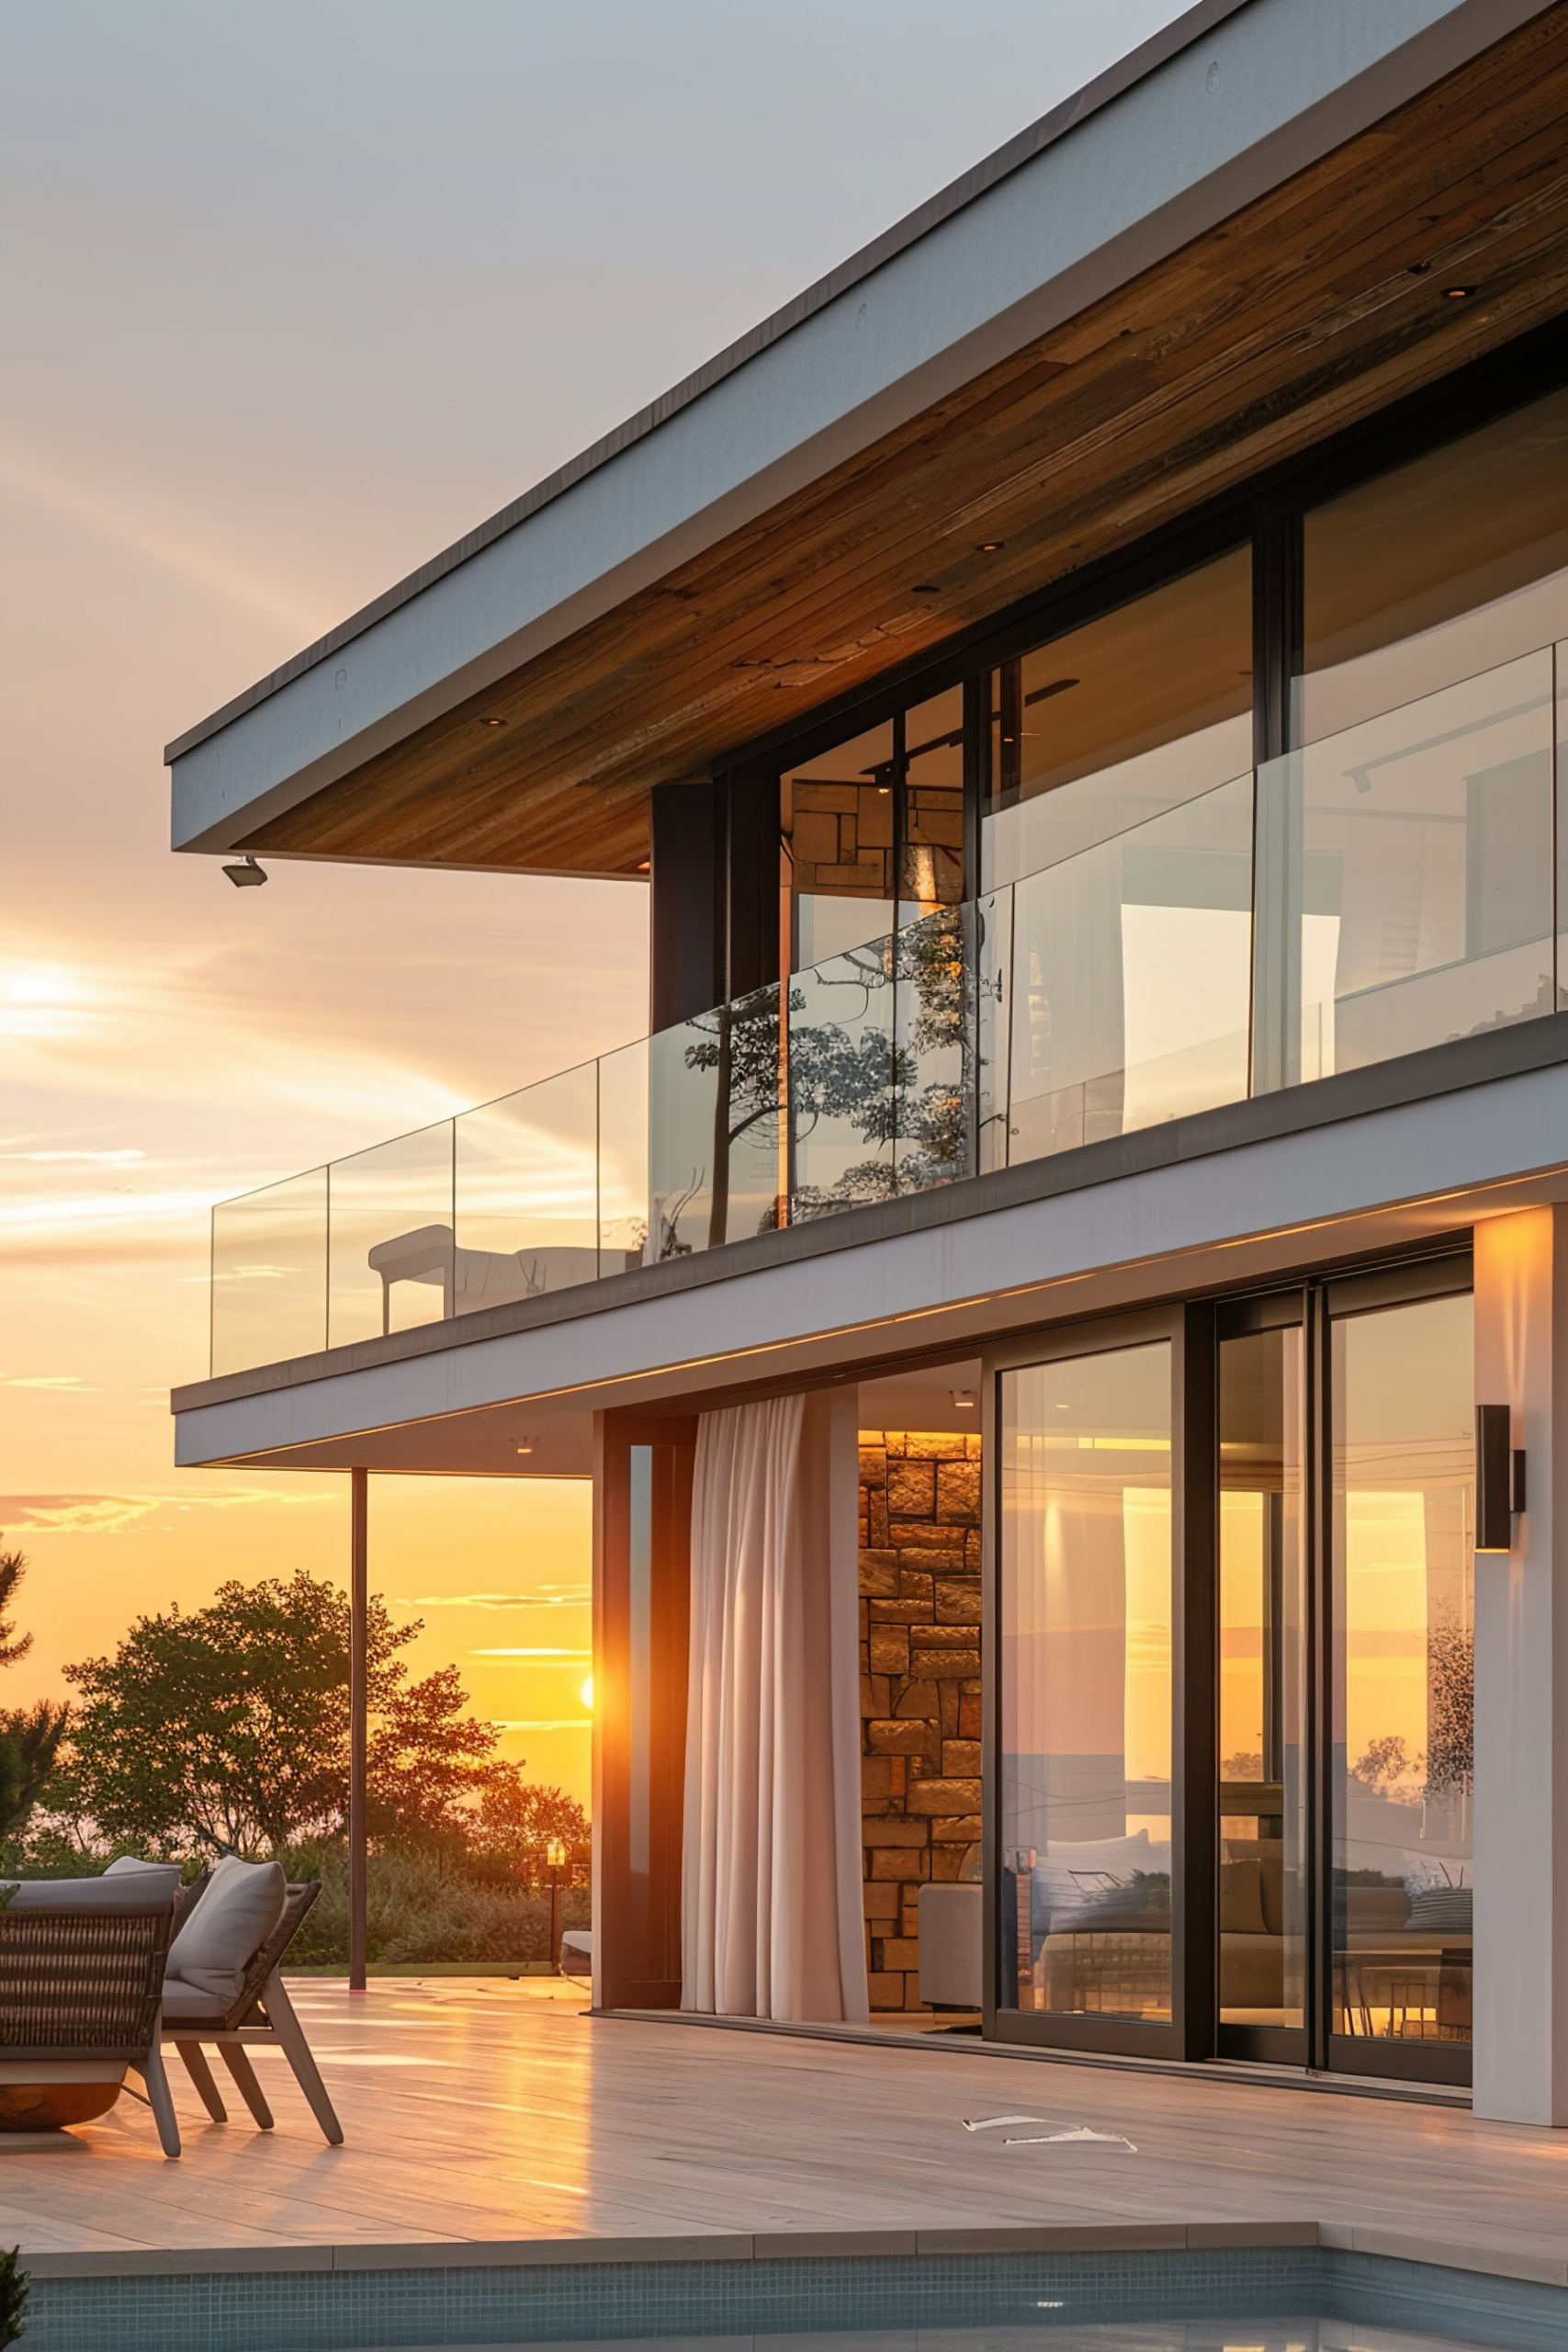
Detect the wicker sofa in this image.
<box><xmin>0</xmin><ymin>1869</ymin><xmax>182</xmax><ymax>2147</ymax></box>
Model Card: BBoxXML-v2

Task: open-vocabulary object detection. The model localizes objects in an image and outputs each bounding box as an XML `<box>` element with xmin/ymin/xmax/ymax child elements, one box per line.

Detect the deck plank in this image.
<box><xmin>0</xmin><ymin>1981</ymin><xmax>1562</xmax><ymax>2278</ymax></box>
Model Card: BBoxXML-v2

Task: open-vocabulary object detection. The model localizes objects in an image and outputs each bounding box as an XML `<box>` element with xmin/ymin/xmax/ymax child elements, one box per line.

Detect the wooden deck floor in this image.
<box><xmin>6</xmin><ymin>1979</ymin><xmax>1568</xmax><ymax>2285</ymax></box>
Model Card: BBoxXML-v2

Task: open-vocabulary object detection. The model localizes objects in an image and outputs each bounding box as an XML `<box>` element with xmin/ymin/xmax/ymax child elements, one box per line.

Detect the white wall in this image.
<box><xmin>1472</xmin><ymin>1206</ymin><xmax>1568</xmax><ymax>2124</ymax></box>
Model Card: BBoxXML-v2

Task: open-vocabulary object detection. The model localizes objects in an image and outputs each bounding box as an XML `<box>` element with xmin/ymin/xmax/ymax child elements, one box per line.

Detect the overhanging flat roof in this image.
<box><xmin>166</xmin><ymin>0</ymin><xmax>1564</xmax><ymax>876</ymax></box>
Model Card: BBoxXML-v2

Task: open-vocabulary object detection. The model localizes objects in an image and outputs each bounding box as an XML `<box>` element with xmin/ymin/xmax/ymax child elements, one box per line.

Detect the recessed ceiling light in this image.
<box><xmin>483</xmin><ymin>716</ymin><xmax>507</xmax><ymax>728</ymax></box>
<box><xmin>976</xmin><ymin>541</ymin><xmax>1004</xmax><ymax>554</ymax></box>
<box><xmin>1444</xmin><ymin>286</ymin><xmax>1476</xmax><ymax>300</ymax></box>
<box><xmin>636</xmin><ymin>859</ymin><xmax>650</xmax><ymax>873</ymax></box>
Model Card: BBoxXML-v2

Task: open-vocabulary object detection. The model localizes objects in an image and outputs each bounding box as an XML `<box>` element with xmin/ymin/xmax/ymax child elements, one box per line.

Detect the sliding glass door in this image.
<box><xmin>998</xmin><ymin>1333</ymin><xmax>1178</xmax><ymax>2051</ymax></box>
<box><xmin>1328</xmin><ymin>1278</ymin><xmax>1474</xmax><ymax>2083</ymax></box>
<box><xmin>990</xmin><ymin>1256</ymin><xmax>1474</xmax><ymax>2085</ymax></box>
<box><xmin>1215</xmin><ymin>1307</ymin><xmax>1308</xmax><ymax>2064</ymax></box>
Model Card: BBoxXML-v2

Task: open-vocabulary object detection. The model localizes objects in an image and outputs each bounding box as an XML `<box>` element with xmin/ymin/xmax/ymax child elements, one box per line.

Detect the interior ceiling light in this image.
<box><xmin>1445</xmin><ymin>286</ymin><xmax>1476</xmax><ymax>300</ymax></box>
<box><xmin>483</xmin><ymin>716</ymin><xmax>507</xmax><ymax>728</ymax></box>
<box><xmin>636</xmin><ymin>859</ymin><xmax>650</xmax><ymax>873</ymax></box>
<box><xmin>976</xmin><ymin>540</ymin><xmax>1004</xmax><ymax>554</ymax></box>
<box><xmin>222</xmin><ymin>855</ymin><xmax>267</xmax><ymax>889</ymax></box>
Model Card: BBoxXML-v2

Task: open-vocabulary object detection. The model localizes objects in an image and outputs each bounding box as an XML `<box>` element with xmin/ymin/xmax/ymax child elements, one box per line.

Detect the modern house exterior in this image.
<box><xmin>167</xmin><ymin>0</ymin><xmax>1568</xmax><ymax>2126</ymax></box>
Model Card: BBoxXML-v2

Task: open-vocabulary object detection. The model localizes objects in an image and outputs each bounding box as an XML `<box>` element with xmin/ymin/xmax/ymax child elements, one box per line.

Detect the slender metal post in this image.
<box><xmin>349</xmin><ymin>1466</ymin><xmax>368</xmax><ymax>1996</ymax></box>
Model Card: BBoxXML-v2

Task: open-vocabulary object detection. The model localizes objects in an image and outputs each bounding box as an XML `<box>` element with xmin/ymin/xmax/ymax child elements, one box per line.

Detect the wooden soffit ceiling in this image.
<box><xmin>245</xmin><ymin>9</ymin><xmax>1568</xmax><ymax>879</ymax></box>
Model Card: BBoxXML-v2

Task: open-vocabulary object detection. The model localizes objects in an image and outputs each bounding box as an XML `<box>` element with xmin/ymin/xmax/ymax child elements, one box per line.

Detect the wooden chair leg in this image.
<box><xmin>218</xmin><ymin>2043</ymin><xmax>274</xmax><ymax>2130</ymax></box>
<box><xmin>175</xmin><ymin>2041</ymin><xmax>227</xmax><ymax>2122</ymax></box>
<box><xmin>133</xmin><ymin>2040</ymin><xmax>182</xmax><ymax>2158</ymax></box>
<box><xmin>264</xmin><ymin>1971</ymin><xmax>344</xmax><ymax>2145</ymax></box>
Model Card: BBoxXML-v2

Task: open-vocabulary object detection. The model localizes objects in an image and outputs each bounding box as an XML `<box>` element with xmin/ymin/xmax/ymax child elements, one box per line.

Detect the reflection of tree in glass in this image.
<box><xmin>888</xmin><ymin>906</ymin><xmax>974</xmax><ymax>1199</ymax></box>
<box><xmin>678</xmin><ymin>985</ymin><xmax>787</xmax><ymax>1251</ymax></box>
<box><xmin>671</xmin><ymin>908</ymin><xmax>975</xmax><ymax>1249</ymax></box>
<box><xmin>1351</xmin><ymin>1734</ymin><xmax>1423</xmax><ymax>1801</ymax></box>
<box><xmin>1348</xmin><ymin>1623</ymin><xmax>1472</xmax><ymax>1818</ymax></box>
<box><xmin>1425</xmin><ymin>1617</ymin><xmax>1473</xmax><ymax>1803</ymax></box>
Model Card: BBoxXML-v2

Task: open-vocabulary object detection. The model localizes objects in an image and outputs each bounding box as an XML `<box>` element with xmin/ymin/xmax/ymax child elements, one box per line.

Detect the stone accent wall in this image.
<box><xmin>859</xmin><ymin>1430</ymin><xmax>983</xmax><ymax>2011</ymax></box>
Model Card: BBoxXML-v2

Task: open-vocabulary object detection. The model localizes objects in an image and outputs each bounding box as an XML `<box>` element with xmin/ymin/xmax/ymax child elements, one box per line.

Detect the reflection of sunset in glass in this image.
<box><xmin>581</xmin><ymin>1675</ymin><xmax>593</xmax><ymax>1712</ymax></box>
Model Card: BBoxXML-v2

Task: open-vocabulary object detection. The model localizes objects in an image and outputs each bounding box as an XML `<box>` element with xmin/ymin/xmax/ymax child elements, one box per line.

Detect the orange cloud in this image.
<box><xmin>1</xmin><ymin>1489</ymin><xmax>336</xmax><ymax>1537</ymax></box>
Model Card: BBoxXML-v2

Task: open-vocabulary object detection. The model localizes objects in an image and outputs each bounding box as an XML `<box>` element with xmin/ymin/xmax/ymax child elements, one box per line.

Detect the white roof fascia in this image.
<box><xmin>167</xmin><ymin>0</ymin><xmax>1547</xmax><ymax>855</ymax></box>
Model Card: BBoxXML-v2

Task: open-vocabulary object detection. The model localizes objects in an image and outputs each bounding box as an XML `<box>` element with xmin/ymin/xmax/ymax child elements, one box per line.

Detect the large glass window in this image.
<box><xmin>899</xmin><ymin>684</ymin><xmax>966</xmax><ymax>924</ymax></box>
<box><xmin>1253</xmin><ymin>390</ymin><xmax>1568</xmax><ymax>1094</ymax></box>
<box><xmin>1254</xmin><ymin>652</ymin><xmax>1556</xmax><ymax>1092</ymax></box>
<box><xmin>1331</xmin><ymin>1291</ymin><xmax>1474</xmax><ymax>2050</ymax></box>
<box><xmin>984</xmin><ymin>545</ymin><xmax>1252</xmax><ymax>893</ymax></box>
<box><xmin>781</xmin><ymin>690</ymin><xmax>968</xmax><ymax>980</ymax></box>
<box><xmin>999</xmin><ymin>1341</ymin><xmax>1174</xmax><ymax>2022</ymax></box>
<box><xmin>1298</xmin><ymin>385</ymin><xmax>1568</xmax><ymax>743</ymax></box>
<box><xmin>781</xmin><ymin>719</ymin><xmax>897</xmax><ymax>974</ymax></box>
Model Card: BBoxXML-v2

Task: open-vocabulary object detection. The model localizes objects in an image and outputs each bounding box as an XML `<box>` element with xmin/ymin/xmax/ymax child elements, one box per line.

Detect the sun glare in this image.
<box><xmin>581</xmin><ymin>1675</ymin><xmax>593</xmax><ymax>1712</ymax></box>
<box><xmin>5</xmin><ymin>966</ymin><xmax>78</xmax><ymax>1006</ymax></box>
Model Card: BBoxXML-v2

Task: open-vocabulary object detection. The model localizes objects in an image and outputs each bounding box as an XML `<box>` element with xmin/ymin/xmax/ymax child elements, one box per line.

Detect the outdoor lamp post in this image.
<box><xmin>547</xmin><ymin>1838</ymin><xmax>567</xmax><ymax>1974</ymax></box>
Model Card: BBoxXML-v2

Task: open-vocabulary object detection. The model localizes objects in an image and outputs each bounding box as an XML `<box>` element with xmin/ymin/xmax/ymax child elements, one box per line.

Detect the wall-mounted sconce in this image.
<box><xmin>1476</xmin><ymin>1404</ymin><xmax>1526</xmax><ymax>1553</ymax></box>
<box><xmin>951</xmin><ymin>1388</ymin><xmax>978</xmax><ymax>1413</ymax></box>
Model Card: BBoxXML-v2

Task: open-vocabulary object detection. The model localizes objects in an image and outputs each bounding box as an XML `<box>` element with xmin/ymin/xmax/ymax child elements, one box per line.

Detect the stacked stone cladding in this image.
<box><xmin>859</xmin><ymin>1429</ymin><xmax>983</xmax><ymax>2012</ymax></box>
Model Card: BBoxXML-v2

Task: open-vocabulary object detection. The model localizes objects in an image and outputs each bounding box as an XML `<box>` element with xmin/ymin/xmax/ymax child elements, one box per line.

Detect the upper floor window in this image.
<box><xmin>1297</xmin><ymin>383</ymin><xmax>1568</xmax><ymax>743</ymax></box>
<box><xmin>780</xmin><ymin>684</ymin><xmax>966</xmax><ymax>977</ymax></box>
<box><xmin>983</xmin><ymin>545</ymin><xmax>1253</xmax><ymax>892</ymax></box>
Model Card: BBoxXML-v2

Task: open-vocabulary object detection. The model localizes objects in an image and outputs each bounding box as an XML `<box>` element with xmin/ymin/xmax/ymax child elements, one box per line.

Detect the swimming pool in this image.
<box><xmin>21</xmin><ymin>2245</ymin><xmax>1568</xmax><ymax>2352</ymax></box>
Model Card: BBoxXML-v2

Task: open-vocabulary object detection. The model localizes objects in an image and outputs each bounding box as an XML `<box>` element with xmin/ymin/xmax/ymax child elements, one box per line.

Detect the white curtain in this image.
<box><xmin>682</xmin><ymin>1389</ymin><xmax>868</xmax><ymax>2022</ymax></box>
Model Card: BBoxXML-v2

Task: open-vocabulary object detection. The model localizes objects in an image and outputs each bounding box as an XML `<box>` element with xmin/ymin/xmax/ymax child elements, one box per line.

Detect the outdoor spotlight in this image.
<box><xmin>222</xmin><ymin>855</ymin><xmax>268</xmax><ymax>888</ymax></box>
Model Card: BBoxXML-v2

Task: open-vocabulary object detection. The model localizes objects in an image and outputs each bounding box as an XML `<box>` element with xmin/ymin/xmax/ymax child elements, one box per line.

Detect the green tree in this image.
<box><xmin>468</xmin><ymin>1765</ymin><xmax>589</xmax><ymax>1876</ymax></box>
<box><xmin>0</xmin><ymin>1547</ymin><xmax>69</xmax><ymax>1841</ymax></box>
<box><xmin>62</xmin><ymin>1571</ymin><xmax>497</xmax><ymax>1859</ymax></box>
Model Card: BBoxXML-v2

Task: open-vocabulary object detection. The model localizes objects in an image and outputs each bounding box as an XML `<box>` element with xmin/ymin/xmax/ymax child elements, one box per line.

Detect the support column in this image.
<box><xmin>593</xmin><ymin>1413</ymin><xmax>694</xmax><ymax>2011</ymax></box>
<box><xmin>1472</xmin><ymin>1206</ymin><xmax>1568</xmax><ymax>2123</ymax></box>
<box><xmin>349</xmin><ymin>1466</ymin><xmax>368</xmax><ymax>1998</ymax></box>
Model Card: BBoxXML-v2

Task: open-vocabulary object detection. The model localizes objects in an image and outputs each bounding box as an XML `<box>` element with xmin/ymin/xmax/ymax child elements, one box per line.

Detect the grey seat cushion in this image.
<box><xmin>1</xmin><ymin>1869</ymin><xmax>181</xmax><ymax>1914</ymax></box>
<box><xmin>167</xmin><ymin>1856</ymin><xmax>287</xmax><ymax>2000</ymax></box>
<box><xmin>159</xmin><ymin>1975</ymin><xmax>231</xmax><ymax>2025</ymax></box>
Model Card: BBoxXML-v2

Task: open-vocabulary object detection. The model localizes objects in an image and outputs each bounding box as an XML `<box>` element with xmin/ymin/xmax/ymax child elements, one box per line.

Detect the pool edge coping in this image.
<box><xmin>18</xmin><ymin>2221</ymin><xmax>1568</xmax><ymax>2290</ymax></box>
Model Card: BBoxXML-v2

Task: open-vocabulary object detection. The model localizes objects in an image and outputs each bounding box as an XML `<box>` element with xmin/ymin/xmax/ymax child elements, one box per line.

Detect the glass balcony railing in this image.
<box><xmin>209</xmin><ymin>644</ymin><xmax>1566</xmax><ymax>1377</ymax></box>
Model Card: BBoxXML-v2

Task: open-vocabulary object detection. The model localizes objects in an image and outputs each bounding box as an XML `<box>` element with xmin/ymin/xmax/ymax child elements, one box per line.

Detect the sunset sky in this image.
<box><xmin>1</xmin><ymin>0</ymin><xmax>1179</xmax><ymax>1809</ymax></box>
